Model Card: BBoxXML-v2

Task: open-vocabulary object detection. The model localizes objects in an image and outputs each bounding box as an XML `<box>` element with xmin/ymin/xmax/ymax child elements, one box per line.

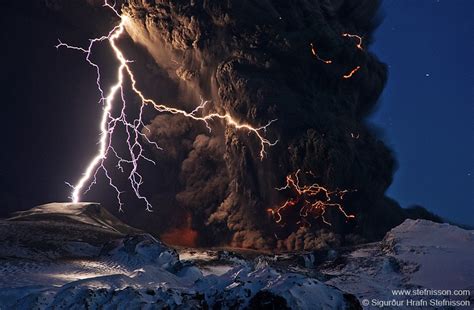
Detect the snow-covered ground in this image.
<box><xmin>0</xmin><ymin>203</ymin><xmax>472</xmax><ymax>309</ymax></box>
<box><xmin>0</xmin><ymin>203</ymin><xmax>358</xmax><ymax>309</ymax></box>
<box><xmin>322</xmin><ymin>219</ymin><xmax>474</xmax><ymax>308</ymax></box>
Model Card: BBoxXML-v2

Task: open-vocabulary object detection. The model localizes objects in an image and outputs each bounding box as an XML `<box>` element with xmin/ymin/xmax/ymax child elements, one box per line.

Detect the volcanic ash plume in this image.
<box><xmin>121</xmin><ymin>0</ymin><xmax>409</xmax><ymax>250</ymax></box>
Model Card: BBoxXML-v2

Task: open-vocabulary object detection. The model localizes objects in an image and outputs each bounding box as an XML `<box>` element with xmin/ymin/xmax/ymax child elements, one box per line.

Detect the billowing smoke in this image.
<box><xmin>31</xmin><ymin>0</ymin><xmax>435</xmax><ymax>251</ymax></box>
<box><xmin>115</xmin><ymin>0</ymin><xmax>411</xmax><ymax>251</ymax></box>
<box><xmin>18</xmin><ymin>0</ymin><xmax>440</xmax><ymax>251</ymax></box>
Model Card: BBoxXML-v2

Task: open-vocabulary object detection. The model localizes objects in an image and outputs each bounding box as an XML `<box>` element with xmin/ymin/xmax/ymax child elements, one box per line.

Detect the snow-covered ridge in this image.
<box><xmin>323</xmin><ymin>219</ymin><xmax>474</xmax><ymax>308</ymax></box>
<box><xmin>1</xmin><ymin>204</ymin><xmax>473</xmax><ymax>309</ymax></box>
<box><xmin>8</xmin><ymin>202</ymin><xmax>139</xmax><ymax>234</ymax></box>
<box><xmin>382</xmin><ymin>219</ymin><xmax>474</xmax><ymax>290</ymax></box>
<box><xmin>0</xmin><ymin>203</ymin><xmax>139</xmax><ymax>260</ymax></box>
<box><xmin>0</xmin><ymin>203</ymin><xmax>359</xmax><ymax>309</ymax></box>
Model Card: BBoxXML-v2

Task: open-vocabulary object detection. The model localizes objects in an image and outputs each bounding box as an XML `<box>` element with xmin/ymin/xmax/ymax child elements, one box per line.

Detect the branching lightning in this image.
<box><xmin>267</xmin><ymin>170</ymin><xmax>355</xmax><ymax>227</ymax></box>
<box><xmin>57</xmin><ymin>1</ymin><xmax>277</xmax><ymax>210</ymax></box>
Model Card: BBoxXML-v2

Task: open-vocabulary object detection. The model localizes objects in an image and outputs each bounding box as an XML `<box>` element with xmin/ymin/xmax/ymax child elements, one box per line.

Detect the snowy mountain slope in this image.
<box><xmin>0</xmin><ymin>203</ymin><xmax>138</xmax><ymax>260</ymax></box>
<box><xmin>8</xmin><ymin>202</ymin><xmax>139</xmax><ymax>234</ymax></box>
<box><xmin>0</xmin><ymin>203</ymin><xmax>360</xmax><ymax>309</ymax></box>
<box><xmin>1</xmin><ymin>262</ymin><xmax>358</xmax><ymax>309</ymax></box>
<box><xmin>1</xmin><ymin>204</ymin><xmax>472</xmax><ymax>309</ymax></box>
<box><xmin>321</xmin><ymin>219</ymin><xmax>474</xmax><ymax>307</ymax></box>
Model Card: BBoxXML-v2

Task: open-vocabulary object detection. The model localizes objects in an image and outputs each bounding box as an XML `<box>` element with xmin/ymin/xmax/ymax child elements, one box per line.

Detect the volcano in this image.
<box><xmin>10</xmin><ymin>0</ymin><xmax>444</xmax><ymax>252</ymax></box>
<box><xmin>1</xmin><ymin>0</ymin><xmax>472</xmax><ymax>308</ymax></box>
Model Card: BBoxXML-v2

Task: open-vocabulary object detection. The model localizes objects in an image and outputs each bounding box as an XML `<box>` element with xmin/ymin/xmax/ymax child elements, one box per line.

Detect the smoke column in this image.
<box><xmin>113</xmin><ymin>0</ymin><xmax>420</xmax><ymax>250</ymax></box>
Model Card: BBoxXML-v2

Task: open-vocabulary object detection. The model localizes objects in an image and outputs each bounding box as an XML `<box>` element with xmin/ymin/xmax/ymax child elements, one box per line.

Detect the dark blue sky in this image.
<box><xmin>370</xmin><ymin>0</ymin><xmax>473</xmax><ymax>225</ymax></box>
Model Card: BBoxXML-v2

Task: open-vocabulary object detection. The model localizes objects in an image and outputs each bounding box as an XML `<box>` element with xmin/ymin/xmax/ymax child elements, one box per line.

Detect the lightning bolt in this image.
<box><xmin>267</xmin><ymin>169</ymin><xmax>355</xmax><ymax>227</ymax></box>
<box><xmin>57</xmin><ymin>2</ymin><xmax>277</xmax><ymax>210</ymax></box>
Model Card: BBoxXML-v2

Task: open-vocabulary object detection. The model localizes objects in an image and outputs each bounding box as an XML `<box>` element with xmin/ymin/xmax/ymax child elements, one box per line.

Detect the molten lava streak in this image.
<box><xmin>310</xmin><ymin>43</ymin><xmax>332</xmax><ymax>64</ymax></box>
<box><xmin>56</xmin><ymin>2</ymin><xmax>277</xmax><ymax>210</ymax></box>
<box><xmin>343</xmin><ymin>66</ymin><xmax>361</xmax><ymax>79</ymax></box>
<box><xmin>342</xmin><ymin>33</ymin><xmax>364</xmax><ymax>50</ymax></box>
<box><xmin>267</xmin><ymin>170</ymin><xmax>356</xmax><ymax>226</ymax></box>
<box><xmin>310</xmin><ymin>33</ymin><xmax>364</xmax><ymax>79</ymax></box>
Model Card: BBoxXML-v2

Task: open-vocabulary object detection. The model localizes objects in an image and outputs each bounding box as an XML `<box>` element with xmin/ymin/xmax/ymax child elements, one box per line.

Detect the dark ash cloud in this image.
<box><xmin>120</xmin><ymin>0</ymin><xmax>410</xmax><ymax>250</ymax></box>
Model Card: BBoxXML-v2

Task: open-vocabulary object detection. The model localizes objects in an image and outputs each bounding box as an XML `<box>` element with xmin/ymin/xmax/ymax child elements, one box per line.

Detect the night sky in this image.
<box><xmin>370</xmin><ymin>0</ymin><xmax>473</xmax><ymax>225</ymax></box>
<box><xmin>0</xmin><ymin>1</ymin><xmax>472</xmax><ymax>225</ymax></box>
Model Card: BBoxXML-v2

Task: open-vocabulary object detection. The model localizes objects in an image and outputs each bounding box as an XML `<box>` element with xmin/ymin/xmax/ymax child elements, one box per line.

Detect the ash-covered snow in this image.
<box><xmin>1</xmin><ymin>204</ymin><xmax>472</xmax><ymax>309</ymax></box>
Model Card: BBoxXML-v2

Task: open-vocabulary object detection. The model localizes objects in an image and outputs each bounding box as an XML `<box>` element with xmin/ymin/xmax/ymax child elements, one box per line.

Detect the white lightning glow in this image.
<box><xmin>57</xmin><ymin>1</ymin><xmax>277</xmax><ymax>211</ymax></box>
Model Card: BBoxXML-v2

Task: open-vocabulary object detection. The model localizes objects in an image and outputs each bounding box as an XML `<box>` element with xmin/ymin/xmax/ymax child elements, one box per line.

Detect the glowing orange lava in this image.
<box><xmin>342</xmin><ymin>33</ymin><xmax>364</xmax><ymax>50</ymax></box>
<box><xmin>267</xmin><ymin>170</ymin><xmax>355</xmax><ymax>226</ymax></box>
<box><xmin>310</xmin><ymin>43</ymin><xmax>332</xmax><ymax>64</ymax></box>
<box><xmin>160</xmin><ymin>213</ymin><xmax>198</xmax><ymax>247</ymax></box>
<box><xmin>343</xmin><ymin>66</ymin><xmax>361</xmax><ymax>79</ymax></box>
<box><xmin>310</xmin><ymin>32</ymin><xmax>364</xmax><ymax>79</ymax></box>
